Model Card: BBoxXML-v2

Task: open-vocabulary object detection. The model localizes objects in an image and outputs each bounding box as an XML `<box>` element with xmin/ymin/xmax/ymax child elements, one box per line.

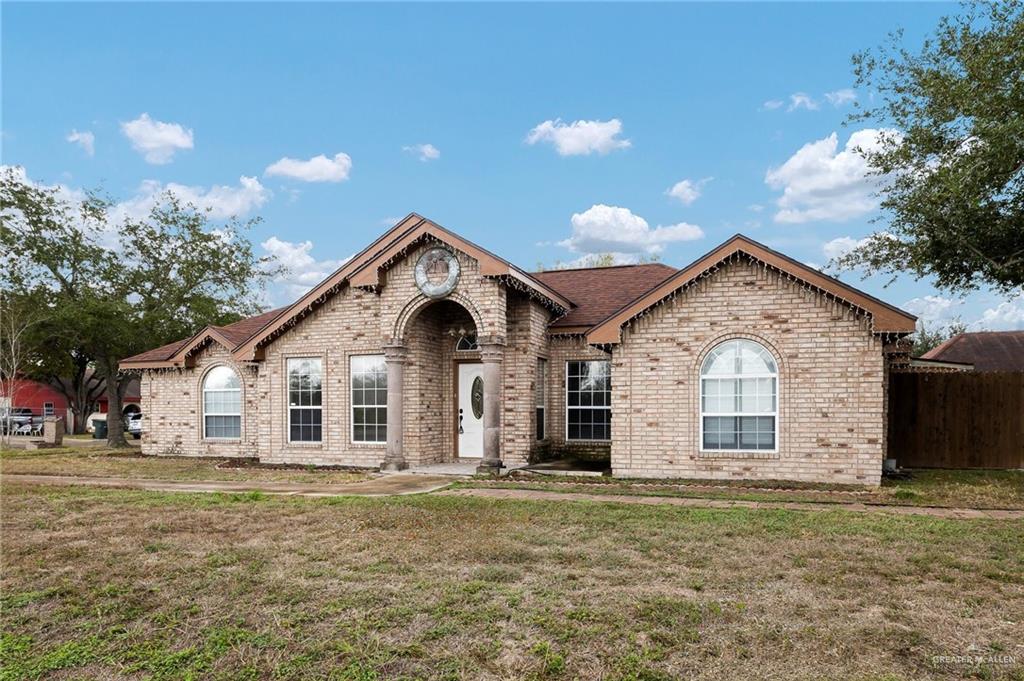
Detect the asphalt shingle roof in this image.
<box><xmin>921</xmin><ymin>331</ymin><xmax>1024</xmax><ymax>372</ymax></box>
<box><xmin>529</xmin><ymin>263</ymin><xmax>678</xmax><ymax>329</ymax></box>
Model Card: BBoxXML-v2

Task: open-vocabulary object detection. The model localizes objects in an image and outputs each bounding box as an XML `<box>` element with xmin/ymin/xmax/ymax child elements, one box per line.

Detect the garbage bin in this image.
<box><xmin>92</xmin><ymin>419</ymin><xmax>108</xmax><ymax>439</ymax></box>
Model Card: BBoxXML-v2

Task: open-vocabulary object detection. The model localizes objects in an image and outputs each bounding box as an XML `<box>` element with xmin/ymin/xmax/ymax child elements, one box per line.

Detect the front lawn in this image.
<box><xmin>459</xmin><ymin>469</ymin><xmax>1024</xmax><ymax>510</ymax></box>
<box><xmin>0</xmin><ymin>448</ymin><xmax>370</xmax><ymax>485</ymax></box>
<box><xmin>2</xmin><ymin>482</ymin><xmax>1022</xmax><ymax>680</ymax></box>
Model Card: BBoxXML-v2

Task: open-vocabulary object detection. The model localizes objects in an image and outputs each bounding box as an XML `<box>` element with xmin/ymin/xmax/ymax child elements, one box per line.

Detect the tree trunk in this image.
<box><xmin>104</xmin><ymin>365</ymin><xmax>128</xmax><ymax>448</ymax></box>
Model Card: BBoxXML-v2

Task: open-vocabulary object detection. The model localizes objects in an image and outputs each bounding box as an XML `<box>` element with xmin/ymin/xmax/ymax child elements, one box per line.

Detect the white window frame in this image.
<box><xmin>699</xmin><ymin>339</ymin><xmax>779</xmax><ymax>453</ymax></box>
<box><xmin>350</xmin><ymin>354</ymin><xmax>387</xmax><ymax>445</ymax></box>
<box><xmin>202</xmin><ymin>366</ymin><xmax>242</xmax><ymax>441</ymax></box>
<box><xmin>565</xmin><ymin>360</ymin><xmax>611</xmax><ymax>442</ymax></box>
<box><xmin>287</xmin><ymin>357</ymin><xmax>323</xmax><ymax>444</ymax></box>
<box><xmin>43</xmin><ymin>402</ymin><xmax>55</xmax><ymax>417</ymax></box>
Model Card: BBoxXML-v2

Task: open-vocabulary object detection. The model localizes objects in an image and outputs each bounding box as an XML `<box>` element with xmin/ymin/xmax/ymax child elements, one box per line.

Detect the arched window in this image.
<box><xmin>203</xmin><ymin>366</ymin><xmax>241</xmax><ymax>439</ymax></box>
<box><xmin>455</xmin><ymin>334</ymin><xmax>479</xmax><ymax>351</ymax></box>
<box><xmin>700</xmin><ymin>339</ymin><xmax>777</xmax><ymax>451</ymax></box>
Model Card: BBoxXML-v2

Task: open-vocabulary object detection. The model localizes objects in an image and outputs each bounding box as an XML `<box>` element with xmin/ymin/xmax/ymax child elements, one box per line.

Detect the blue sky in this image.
<box><xmin>4</xmin><ymin>2</ymin><xmax>1021</xmax><ymax>329</ymax></box>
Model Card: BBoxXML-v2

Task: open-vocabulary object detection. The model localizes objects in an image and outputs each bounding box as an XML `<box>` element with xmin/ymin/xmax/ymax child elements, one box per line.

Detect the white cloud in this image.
<box><xmin>765</xmin><ymin>128</ymin><xmax>898</xmax><ymax>223</ymax></box>
<box><xmin>762</xmin><ymin>99</ymin><xmax>784</xmax><ymax>111</ymax></box>
<box><xmin>265</xmin><ymin>152</ymin><xmax>352</xmax><ymax>182</ymax></box>
<box><xmin>665</xmin><ymin>177</ymin><xmax>712</xmax><ymax>205</ymax></box>
<box><xmin>120</xmin><ymin>113</ymin><xmax>194</xmax><ymax>164</ymax></box>
<box><xmin>825</xmin><ymin>88</ymin><xmax>857</xmax><ymax>107</ymax></box>
<box><xmin>403</xmin><ymin>143</ymin><xmax>440</xmax><ymax>162</ymax></box>
<box><xmin>976</xmin><ymin>292</ymin><xmax>1024</xmax><ymax>330</ymax></box>
<box><xmin>261</xmin><ymin>236</ymin><xmax>350</xmax><ymax>300</ymax></box>
<box><xmin>110</xmin><ymin>176</ymin><xmax>269</xmax><ymax>223</ymax></box>
<box><xmin>748</xmin><ymin>204</ymin><xmax>764</xmax><ymax>212</ymax></box>
<box><xmin>559</xmin><ymin>204</ymin><xmax>704</xmax><ymax>256</ymax></box>
<box><xmin>903</xmin><ymin>292</ymin><xmax>1024</xmax><ymax>331</ymax></box>
<box><xmin>787</xmin><ymin>93</ymin><xmax>819</xmax><ymax>111</ymax></box>
<box><xmin>822</xmin><ymin>235</ymin><xmax>870</xmax><ymax>261</ymax></box>
<box><xmin>525</xmin><ymin>118</ymin><xmax>631</xmax><ymax>156</ymax></box>
<box><xmin>904</xmin><ymin>295</ymin><xmax>964</xmax><ymax>328</ymax></box>
<box><xmin>66</xmin><ymin>129</ymin><xmax>95</xmax><ymax>156</ymax></box>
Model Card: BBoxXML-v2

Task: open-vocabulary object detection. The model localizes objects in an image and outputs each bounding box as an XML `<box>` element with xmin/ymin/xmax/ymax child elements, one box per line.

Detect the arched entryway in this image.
<box><xmin>381</xmin><ymin>297</ymin><xmax>504</xmax><ymax>473</ymax></box>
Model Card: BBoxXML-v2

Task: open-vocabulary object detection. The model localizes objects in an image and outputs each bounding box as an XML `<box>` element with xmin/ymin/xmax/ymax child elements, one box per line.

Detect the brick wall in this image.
<box><xmin>545</xmin><ymin>335</ymin><xmax>613</xmax><ymax>460</ymax></box>
<box><xmin>140</xmin><ymin>240</ymin><xmax>555</xmax><ymax>468</ymax></box>
<box><xmin>140</xmin><ymin>343</ymin><xmax>260</xmax><ymax>458</ymax></box>
<box><xmin>502</xmin><ymin>294</ymin><xmax>552</xmax><ymax>465</ymax></box>
<box><xmin>610</xmin><ymin>258</ymin><xmax>886</xmax><ymax>485</ymax></box>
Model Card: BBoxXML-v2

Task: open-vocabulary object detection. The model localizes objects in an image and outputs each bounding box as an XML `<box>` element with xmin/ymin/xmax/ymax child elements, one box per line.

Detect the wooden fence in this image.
<box><xmin>888</xmin><ymin>371</ymin><xmax>1024</xmax><ymax>469</ymax></box>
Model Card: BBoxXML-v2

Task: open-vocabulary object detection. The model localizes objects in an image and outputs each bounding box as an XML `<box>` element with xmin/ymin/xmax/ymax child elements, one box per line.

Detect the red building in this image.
<box><xmin>3</xmin><ymin>377</ymin><xmax>69</xmax><ymax>419</ymax></box>
<box><xmin>2</xmin><ymin>376</ymin><xmax>141</xmax><ymax>431</ymax></box>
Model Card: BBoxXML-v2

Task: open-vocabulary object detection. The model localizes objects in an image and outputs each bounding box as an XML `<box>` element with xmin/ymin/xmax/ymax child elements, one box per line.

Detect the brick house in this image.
<box><xmin>121</xmin><ymin>214</ymin><xmax>917</xmax><ymax>485</ymax></box>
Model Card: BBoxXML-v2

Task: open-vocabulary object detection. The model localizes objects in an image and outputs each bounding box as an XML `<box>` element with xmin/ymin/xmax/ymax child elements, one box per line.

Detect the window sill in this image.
<box><xmin>284</xmin><ymin>442</ymin><xmax>324</xmax><ymax>448</ymax></box>
<box><xmin>697</xmin><ymin>450</ymin><xmax>779</xmax><ymax>460</ymax></box>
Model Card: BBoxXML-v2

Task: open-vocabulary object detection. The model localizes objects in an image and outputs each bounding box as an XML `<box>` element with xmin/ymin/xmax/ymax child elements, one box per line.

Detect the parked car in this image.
<box><xmin>1</xmin><ymin>407</ymin><xmax>35</xmax><ymax>434</ymax></box>
<box><xmin>127</xmin><ymin>412</ymin><xmax>143</xmax><ymax>439</ymax></box>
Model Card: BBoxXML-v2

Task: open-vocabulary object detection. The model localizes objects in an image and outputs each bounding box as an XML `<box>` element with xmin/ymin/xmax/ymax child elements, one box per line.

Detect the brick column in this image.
<box><xmin>381</xmin><ymin>342</ymin><xmax>408</xmax><ymax>471</ymax></box>
<box><xmin>477</xmin><ymin>341</ymin><xmax>504</xmax><ymax>474</ymax></box>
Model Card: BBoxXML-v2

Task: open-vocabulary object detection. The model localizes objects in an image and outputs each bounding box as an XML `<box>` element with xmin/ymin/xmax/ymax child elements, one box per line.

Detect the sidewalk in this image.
<box><xmin>437</xmin><ymin>487</ymin><xmax>1024</xmax><ymax>520</ymax></box>
<box><xmin>3</xmin><ymin>473</ymin><xmax>1022</xmax><ymax>519</ymax></box>
<box><xmin>1</xmin><ymin>473</ymin><xmax>455</xmax><ymax>497</ymax></box>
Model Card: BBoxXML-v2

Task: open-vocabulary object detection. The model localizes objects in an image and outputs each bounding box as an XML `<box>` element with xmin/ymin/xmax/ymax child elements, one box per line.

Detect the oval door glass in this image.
<box><xmin>471</xmin><ymin>376</ymin><xmax>484</xmax><ymax>419</ymax></box>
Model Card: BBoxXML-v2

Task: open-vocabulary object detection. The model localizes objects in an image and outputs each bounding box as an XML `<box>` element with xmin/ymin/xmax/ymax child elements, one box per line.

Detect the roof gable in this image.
<box><xmin>121</xmin><ymin>307</ymin><xmax>287</xmax><ymax>368</ymax></box>
<box><xmin>585</xmin><ymin>234</ymin><xmax>917</xmax><ymax>345</ymax></box>
<box><xmin>231</xmin><ymin>214</ymin><xmax>573</xmax><ymax>360</ymax></box>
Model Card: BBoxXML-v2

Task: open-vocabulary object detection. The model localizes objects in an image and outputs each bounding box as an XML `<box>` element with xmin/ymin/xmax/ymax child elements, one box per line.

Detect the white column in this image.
<box><xmin>381</xmin><ymin>342</ymin><xmax>408</xmax><ymax>471</ymax></box>
<box><xmin>477</xmin><ymin>341</ymin><xmax>504</xmax><ymax>474</ymax></box>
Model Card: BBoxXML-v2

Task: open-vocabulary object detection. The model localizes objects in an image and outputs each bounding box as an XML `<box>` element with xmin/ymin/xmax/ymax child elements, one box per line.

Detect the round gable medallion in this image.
<box><xmin>414</xmin><ymin>247</ymin><xmax>460</xmax><ymax>298</ymax></box>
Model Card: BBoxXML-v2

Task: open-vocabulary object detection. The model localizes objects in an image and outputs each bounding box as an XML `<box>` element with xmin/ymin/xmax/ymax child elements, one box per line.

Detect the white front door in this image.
<box><xmin>458</xmin><ymin>363</ymin><xmax>485</xmax><ymax>458</ymax></box>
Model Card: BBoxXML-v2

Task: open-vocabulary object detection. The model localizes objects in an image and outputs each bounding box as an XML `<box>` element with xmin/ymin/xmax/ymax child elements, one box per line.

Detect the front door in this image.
<box><xmin>458</xmin><ymin>363</ymin><xmax>485</xmax><ymax>458</ymax></box>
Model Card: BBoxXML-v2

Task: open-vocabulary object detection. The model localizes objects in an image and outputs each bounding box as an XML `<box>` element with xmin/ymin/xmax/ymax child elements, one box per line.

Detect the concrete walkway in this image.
<box><xmin>1</xmin><ymin>473</ymin><xmax>456</xmax><ymax>497</ymax></box>
<box><xmin>5</xmin><ymin>473</ymin><xmax>1022</xmax><ymax>519</ymax></box>
<box><xmin>438</xmin><ymin>487</ymin><xmax>1024</xmax><ymax>520</ymax></box>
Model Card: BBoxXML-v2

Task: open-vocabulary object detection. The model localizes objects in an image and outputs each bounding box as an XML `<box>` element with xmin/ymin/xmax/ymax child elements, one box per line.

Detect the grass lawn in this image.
<box><xmin>3</xmin><ymin>447</ymin><xmax>1021</xmax><ymax>511</ymax></box>
<box><xmin>457</xmin><ymin>469</ymin><xmax>1024</xmax><ymax>511</ymax></box>
<box><xmin>0</xmin><ymin>448</ymin><xmax>370</xmax><ymax>485</ymax></box>
<box><xmin>2</xmin><ymin>482</ymin><xmax>1022</xmax><ymax>680</ymax></box>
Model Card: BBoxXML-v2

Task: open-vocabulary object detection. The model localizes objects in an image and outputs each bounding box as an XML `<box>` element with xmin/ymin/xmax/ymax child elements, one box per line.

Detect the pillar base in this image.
<box><xmin>380</xmin><ymin>459</ymin><xmax>408</xmax><ymax>472</ymax></box>
<box><xmin>476</xmin><ymin>460</ymin><xmax>504</xmax><ymax>475</ymax></box>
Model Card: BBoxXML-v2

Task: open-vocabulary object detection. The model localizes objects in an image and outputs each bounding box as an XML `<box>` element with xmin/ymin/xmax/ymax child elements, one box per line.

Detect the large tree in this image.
<box><xmin>0</xmin><ymin>167</ymin><xmax>278</xmax><ymax>447</ymax></box>
<box><xmin>836</xmin><ymin>0</ymin><xmax>1024</xmax><ymax>294</ymax></box>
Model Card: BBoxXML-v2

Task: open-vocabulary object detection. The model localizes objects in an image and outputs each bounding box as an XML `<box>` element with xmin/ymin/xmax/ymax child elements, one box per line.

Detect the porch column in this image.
<box><xmin>381</xmin><ymin>342</ymin><xmax>408</xmax><ymax>471</ymax></box>
<box><xmin>477</xmin><ymin>341</ymin><xmax>505</xmax><ymax>474</ymax></box>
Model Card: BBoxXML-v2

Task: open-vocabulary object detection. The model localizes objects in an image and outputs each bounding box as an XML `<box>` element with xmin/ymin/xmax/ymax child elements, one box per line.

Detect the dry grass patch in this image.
<box><xmin>463</xmin><ymin>469</ymin><xmax>1024</xmax><ymax>510</ymax></box>
<box><xmin>2</xmin><ymin>481</ymin><xmax>1022</xmax><ymax>680</ymax></box>
<box><xmin>0</xmin><ymin>448</ymin><xmax>370</xmax><ymax>485</ymax></box>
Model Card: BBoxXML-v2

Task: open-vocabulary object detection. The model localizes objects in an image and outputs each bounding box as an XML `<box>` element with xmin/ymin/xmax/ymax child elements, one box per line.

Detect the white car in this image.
<box><xmin>127</xmin><ymin>412</ymin><xmax>143</xmax><ymax>439</ymax></box>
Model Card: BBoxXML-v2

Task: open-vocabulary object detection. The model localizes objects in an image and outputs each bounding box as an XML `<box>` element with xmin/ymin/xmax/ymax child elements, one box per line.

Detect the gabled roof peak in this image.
<box><xmin>585</xmin><ymin>233</ymin><xmax>917</xmax><ymax>344</ymax></box>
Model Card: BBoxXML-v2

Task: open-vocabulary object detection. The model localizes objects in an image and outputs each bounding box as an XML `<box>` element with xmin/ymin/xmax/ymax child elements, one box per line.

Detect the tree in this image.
<box><xmin>836</xmin><ymin>1</ymin><xmax>1024</xmax><ymax>294</ymax></box>
<box><xmin>910</xmin><ymin>319</ymin><xmax>968</xmax><ymax>357</ymax></box>
<box><xmin>1</xmin><ymin>168</ymin><xmax>111</xmax><ymax>435</ymax></box>
<box><xmin>0</xmin><ymin>293</ymin><xmax>37</xmax><ymax>446</ymax></box>
<box><xmin>535</xmin><ymin>252</ymin><xmax>662</xmax><ymax>272</ymax></box>
<box><xmin>0</xmin><ymin>167</ymin><xmax>279</xmax><ymax>447</ymax></box>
